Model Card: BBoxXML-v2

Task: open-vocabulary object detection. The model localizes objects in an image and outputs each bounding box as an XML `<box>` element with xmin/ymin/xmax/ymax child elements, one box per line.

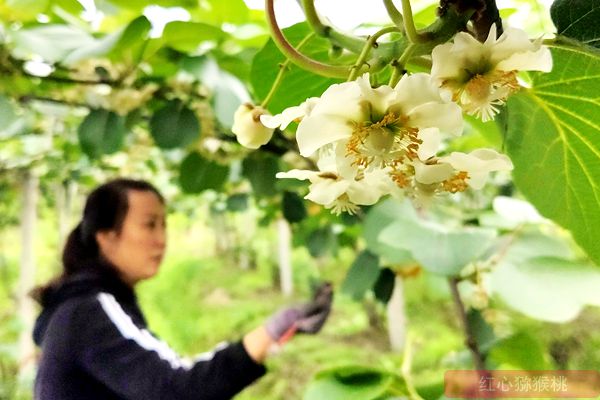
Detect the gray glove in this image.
<box><xmin>265</xmin><ymin>282</ymin><xmax>333</xmax><ymax>343</ymax></box>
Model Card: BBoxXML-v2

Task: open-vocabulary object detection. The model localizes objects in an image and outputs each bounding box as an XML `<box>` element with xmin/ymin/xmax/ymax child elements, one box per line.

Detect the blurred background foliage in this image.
<box><xmin>1</xmin><ymin>0</ymin><xmax>600</xmax><ymax>399</ymax></box>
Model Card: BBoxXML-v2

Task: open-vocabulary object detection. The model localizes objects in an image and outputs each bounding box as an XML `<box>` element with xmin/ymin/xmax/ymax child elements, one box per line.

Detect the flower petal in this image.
<box><xmin>275</xmin><ymin>169</ymin><xmax>318</xmax><ymax>181</ymax></box>
<box><xmin>356</xmin><ymin>73</ymin><xmax>395</xmax><ymax>118</ymax></box>
<box><xmin>306</xmin><ymin>179</ymin><xmax>351</xmax><ymax>205</ymax></box>
<box><xmin>496</xmin><ymin>46</ymin><xmax>553</xmax><ymax>72</ymax></box>
<box><xmin>417</xmin><ymin>127</ymin><xmax>441</xmax><ymax>161</ymax></box>
<box><xmin>414</xmin><ymin>161</ymin><xmax>454</xmax><ymax>184</ymax></box>
<box><xmin>393</xmin><ymin>73</ymin><xmax>446</xmax><ymax>113</ymax></box>
<box><xmin>296</xmin><ymin>114</ymin><xmax>353</xmax><ymax>156</ymax></box>
<box><xmin>260</xmin><ymin>97</ymin><xmax>319</xmax><ymax>129</ymax></box>
<box><xmin>408</xmin><ymin>102</ymin><xmax>464</xmax><ymax>136</ymax></box>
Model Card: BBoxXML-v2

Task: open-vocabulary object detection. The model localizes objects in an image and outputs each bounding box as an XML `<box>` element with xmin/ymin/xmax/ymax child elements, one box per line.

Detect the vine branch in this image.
<box><xmin>383</xmin><ymin>0</ymin><xmax>404</xmax><ymax>31</ymax></box>
<box><xmin>265</xmin><ymin>0</ymin><xmax>350</xmax><ymax>78</ymax></box>
<box><xmin>348</xmin><ymin>26</ymin><xmax>400</xmax><ymax>81</ymax></box>
<box><xmin>261</xmin><ymin>33</ymin><xmax>315</xmax><ymax>108</ymax></box>
<box><xmin>401</xmin><ymin>0</ymin><xmax>429</xmax><ymax>44</ymax></box>
<box><xmin>448</xmin><ymin>277</ymin><xmax>486</xmax><ymax>371</ymax></box>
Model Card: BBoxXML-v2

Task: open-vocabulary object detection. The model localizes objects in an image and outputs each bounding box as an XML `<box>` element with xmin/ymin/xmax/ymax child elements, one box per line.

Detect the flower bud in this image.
<box><xmin>232</xmin><ymin>103</ymin><xmax>274</xmax><ymax>149</ymax></box>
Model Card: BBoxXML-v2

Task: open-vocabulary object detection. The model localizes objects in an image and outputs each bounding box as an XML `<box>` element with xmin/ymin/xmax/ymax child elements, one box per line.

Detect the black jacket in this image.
<box><xmin>33</xmin><ymin>269</ymin><xmax>266</xmax><ymax>400</ymax></box>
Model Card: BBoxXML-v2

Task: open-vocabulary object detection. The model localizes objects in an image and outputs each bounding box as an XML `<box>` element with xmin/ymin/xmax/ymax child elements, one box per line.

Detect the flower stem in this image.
<box><xmin>347</xmin><ymin>26</ymin><xmax>400</xmax><ymax>81</ymax></box>
<box><xmin>388</xmin><ymin>43</ymin><xmax>416</xmax><ymax>86</ymax></box>
<box><xmin>265</xmin><ymin>0</ymin><xmax>349</xmax><ymax>78</ymax></box>
<box><xmin>383</xmin><ymin>0</ymin><xmax>404</xmax><ymax>31</ymax></box>
<box><xmin>401</xmin><ymin>333</ymin><xmax>425</xmax><ymax>400</ymax></box>
<box><xmin>300</xmin><ymin>0</ymin><xmax>404</xmax><ymax>59</ymax></box>
<box><xmin>261</xmin><ymin>33</ymin><xmax>315</xmax><ymax>108</ymax></box>
<box><xmin>300</xmin><ymin>0</ymin><xmax>328</xmax><ymax>36</ymax></box>
<box><xmin>448</xmin><ymin>277</ymin><xmax>486</xmax><ymax>371</ymax></box>
<box><xmin>401</xmin><ymin>0</ymin><xmax>428</xmax><ymax>44</ymax></box>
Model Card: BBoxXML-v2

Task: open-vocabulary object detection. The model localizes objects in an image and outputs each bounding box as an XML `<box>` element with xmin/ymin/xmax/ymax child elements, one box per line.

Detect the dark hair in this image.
<box><xmin>31</xmin><ymin>178</ymin><xmax>164</xmax><ymax>305</ymax></box>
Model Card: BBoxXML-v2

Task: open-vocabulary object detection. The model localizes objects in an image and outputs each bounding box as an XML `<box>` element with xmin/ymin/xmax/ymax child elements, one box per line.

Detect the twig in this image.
<box><xmin>448</xmin><ymin>277</ymin><xmax>486</xmax><ymax>371</ymax></box>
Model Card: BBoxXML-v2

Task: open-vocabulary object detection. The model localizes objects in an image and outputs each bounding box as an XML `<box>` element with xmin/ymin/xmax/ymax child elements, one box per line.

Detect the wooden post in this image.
<box><xmin>276</xmin><ymin>217</ymin><xmax>293</xmax><ymax>296</ymax></box>
<box><xmin>17</xmin><ymin>170</ymin><xmax>38</xmax><ymax>378</ymax></box>
<box><xmin>387</xmin><ymin>274</ymin><xmax>407</xmax><ymax>351</ymax></box>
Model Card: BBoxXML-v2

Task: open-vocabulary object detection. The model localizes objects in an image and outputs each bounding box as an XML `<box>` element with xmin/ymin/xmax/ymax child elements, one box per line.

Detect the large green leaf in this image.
<box><xmin>63</xmin><ymin>16</ymin><xmax>151</xmax><ymax>65</ymax></box>
<box><xmin>304</xmin><ymin>365</ymin><xmax>402</xmax><ymax>400</ymax></box>
<box><xmin>491</xmin><ymin>256</ymin><xmax>600</xmax><ymax>322</ymax></box>
<box><xmin>372</xmin><ymin>268</ymin><xmax>395</xmax><ymax>304</ymax></box>
<box><xmin>489</xmin><ymin>228</ymin><xmax>596</xmax><ymax>322</ymax></box>
<box><xmin>363</xmin><ymin>199</ymin><xmax>415</xmax><ymax>265</ymax></box>
<box><xmin>488</xmin><ymin>332</ymin><xmax>551</xmax><ymax>370</ymax></box>
<box><xmin>77</xmin><ymin>109</ymin><xmax>126</xmax><ymax>158</ymax></box>
<box><xmin>10</xmin><ymin>24</ymin><xmax>96</xmax><ymax>63</ymax></box>
<box><xmin>506</xmin><ymin>45</ymin><xmax>600</xmax><ymax>265</ymax></box>
<box><xmin>250</xmin><ymin>23</ymin><xmax>343</xmax><ymax>114</ymax></box>
<box><xmin>161</xmin><ymin>21</ymin><xmax>227</xmax><ymax>53</ymax></box>
<box><xmin>306</xmin><ymin>226</ymin><xmax>336</xmax><ymax>258</ymax></box>
<box><xmin>341</xmin><ymin>251</ymin><xmax>380</xmax><ymax>300</ymax></box>
<box><xmin>241</xmin><ymin>152</ymin><xmax>279</xmax><ymax>197</ymax></box>
<box><xmin>379</xmin><ymin>210</ymin><xmax>496</xmax><ymax>276</ymax></box>
<box><xmin>0</xmin><ymin>0</ymin><xmax>49</xmax><ymax>21</ymax></box>
<box><xmin>181</xmin><ymin>56</ymin><xmax>249</xmax><ymax>129</ymax></box>
<box><xmin>188</xmin><ymin>0</ymin><xmax>250</xmax><ymax>25</ymax></box>
<box><xmin>62</xmin><ymin>31</ymin><xmax>122</xmax><ymax>66</ymax></box>
<box><xmin>149</xmin><ymin>101</ymin><xmax>201</xmax><ymax>149</ymax></box>
<box><xmin>282</xmin><ymin>191</ymin><xmax>307</xmax><ymax>223</ymax></box>
<box><xmin>108</xmin><ymin>16</ymin><xmax>151</xmax><ymax>62</ymax></box>
<box><xmin>104</xmin><ymin>0</ymin><xmax>196</xmax><ymax>12</ymax></box>
<box><xmin>551</xmin><ymin>0</ymin><xmax>600</xmax><ymax>48</ymax></box>
<box><xmin>179</xmin><ymin>152</ymin><xmax>229</xmax><ymax>193</ymax></box>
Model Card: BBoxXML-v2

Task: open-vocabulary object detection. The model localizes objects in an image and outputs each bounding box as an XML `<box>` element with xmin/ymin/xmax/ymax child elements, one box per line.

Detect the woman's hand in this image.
<box><xmin>243</xmin><ymin>282</ymin><xmax>333</xmax><ymax>364</ymax></box>
<box><xmin>265</xmin><ymin>282</ymin><xmax>333</xmax><ymax>342</ymax></box>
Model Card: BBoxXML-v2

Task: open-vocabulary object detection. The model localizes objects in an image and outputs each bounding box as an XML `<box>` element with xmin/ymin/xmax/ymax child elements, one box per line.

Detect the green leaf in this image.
<box><xmin>188</xmin><ymin>0</ymin><xmax>250</xmax><ymax>25</ymax></box>
<box><xmin>0</xmin><ymin>96</ymin><xmax>28</xmax><ymax>138</ymax></box>
<box><xmin>363</xmin><ymin>199</ymin><xmax>415</xmax><ymax>265</ymax></box>
<box><xmin>304</xmin><ymin>365</ymin><xmax>399</xmax><ymax>400</ymax></box>
<box><xmin>104</xmin><ymin>0</ymin><xmax>196</xmax><ymax>12</ymax></box>
<box><xmin>241</xmin><ymin>152</ymin><xmax>279</xmax><ymax>197</ymax></box>
<box><xmin>161</xmin><ymin>21</ymin><xmax>227</xmax><ymax>53</ymax></box>
<box><xmin>307</xmin><ymin>226</ymin><xmax>336</xmax><ymax>258</ymax></box>
<box><xmin>181</xmin><ymin>56</ymin><xmax>249</xmax><ymax>128</ymax></box>
<box><xmin>282</xmin><ymin>191</ymin><xmax>307</xmax><ymax>223</ymax></box>
<box><xmin>62</xmin><ymin>31</ymin><xmax>121</xmax><ymax>66</ymax></box>
<box><xmin>466</xmin><ymin>308</ymin><xmax>496</xmax><ymax>352</ymax></box>
<box><xmin>376</xmin><ymin>202</ymin><xmax>497</xmax><ymax>276</ymax></box>
<box><xmin>179</xmin><ymin>152</ymin><xmax>229</xmax><ymax>193</ymax></box>
<box><xmin>226</xmin><ymin>193</ymin><xmax>248</xmax><ymax>212</ymax></box>
<box><xmin>0</xmin><ymin>0</ymin><xmax>49</xmax><ymax>21</ymax></box>
<box><xmin>506</xmin><ymin>45</ymin><xmax>600</xmax><ymax>265</ymax></box>
<box><xmin>109</xmin><ymin>16</ymin><xmax>151</xmax><ymax>62</ymax></box>
<box><xmin>149</xmin><ymin>101</ymin><xmax>201</xmax><ymax>149</ymax></box>
<box><xmin>372</xmin><ymin>268</ymin><xmax>395</xmax><ymax>304</ymax></box>
<box><xmin>10</xmin><ymin>24</ymin><xmax>96</xmax><ymax>63</ymax></box>
<box><xmin>491</xmin><ymin>256</ymin><xmax>600</xmax><ymax>322</ymax></box>
<box><xmin>77</xmin><ymin>109</ymin><xmax>126</xmax><ymax>158</ymax></box>
<box><xmin>49</xmin><ymin>0</ymin><xmax>84</xmax><ymax>16</ymax></box>
<box><xmin>250</xmin><ymin>23</ymin><xmax>343</xmax><ymax>114</ymax></box>
<box><xmin>341</xmin><ymin>251</ymin><xmax>380</xmax><ymax>300</ymax></box>
<box><xmin>551</xmin><ymin>0</ymin><xmax>600</xmax><ymax>48</ymax></box>
<box><xmin>488</xmin><ymin>332</ymin><xmax>551</xmax><ymax>370</ymax></box>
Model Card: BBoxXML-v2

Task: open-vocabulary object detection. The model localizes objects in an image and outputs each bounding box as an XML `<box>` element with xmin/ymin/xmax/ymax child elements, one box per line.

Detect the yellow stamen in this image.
<box><xmin>442</xmin><ymin>171</ymin><xmax>469</xmax><ymax>193</ymax></box>
<box><xmin>346</xmin><ymin>112</ymin><xmax>423</xmax><ymax>170</ymax></box>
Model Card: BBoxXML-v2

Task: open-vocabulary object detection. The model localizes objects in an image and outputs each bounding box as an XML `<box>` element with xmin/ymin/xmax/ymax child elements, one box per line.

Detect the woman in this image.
<box><xmin>31</xmin><ymin>178</ymin><xmax>332</xmax><ymax>400</ymax></box>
